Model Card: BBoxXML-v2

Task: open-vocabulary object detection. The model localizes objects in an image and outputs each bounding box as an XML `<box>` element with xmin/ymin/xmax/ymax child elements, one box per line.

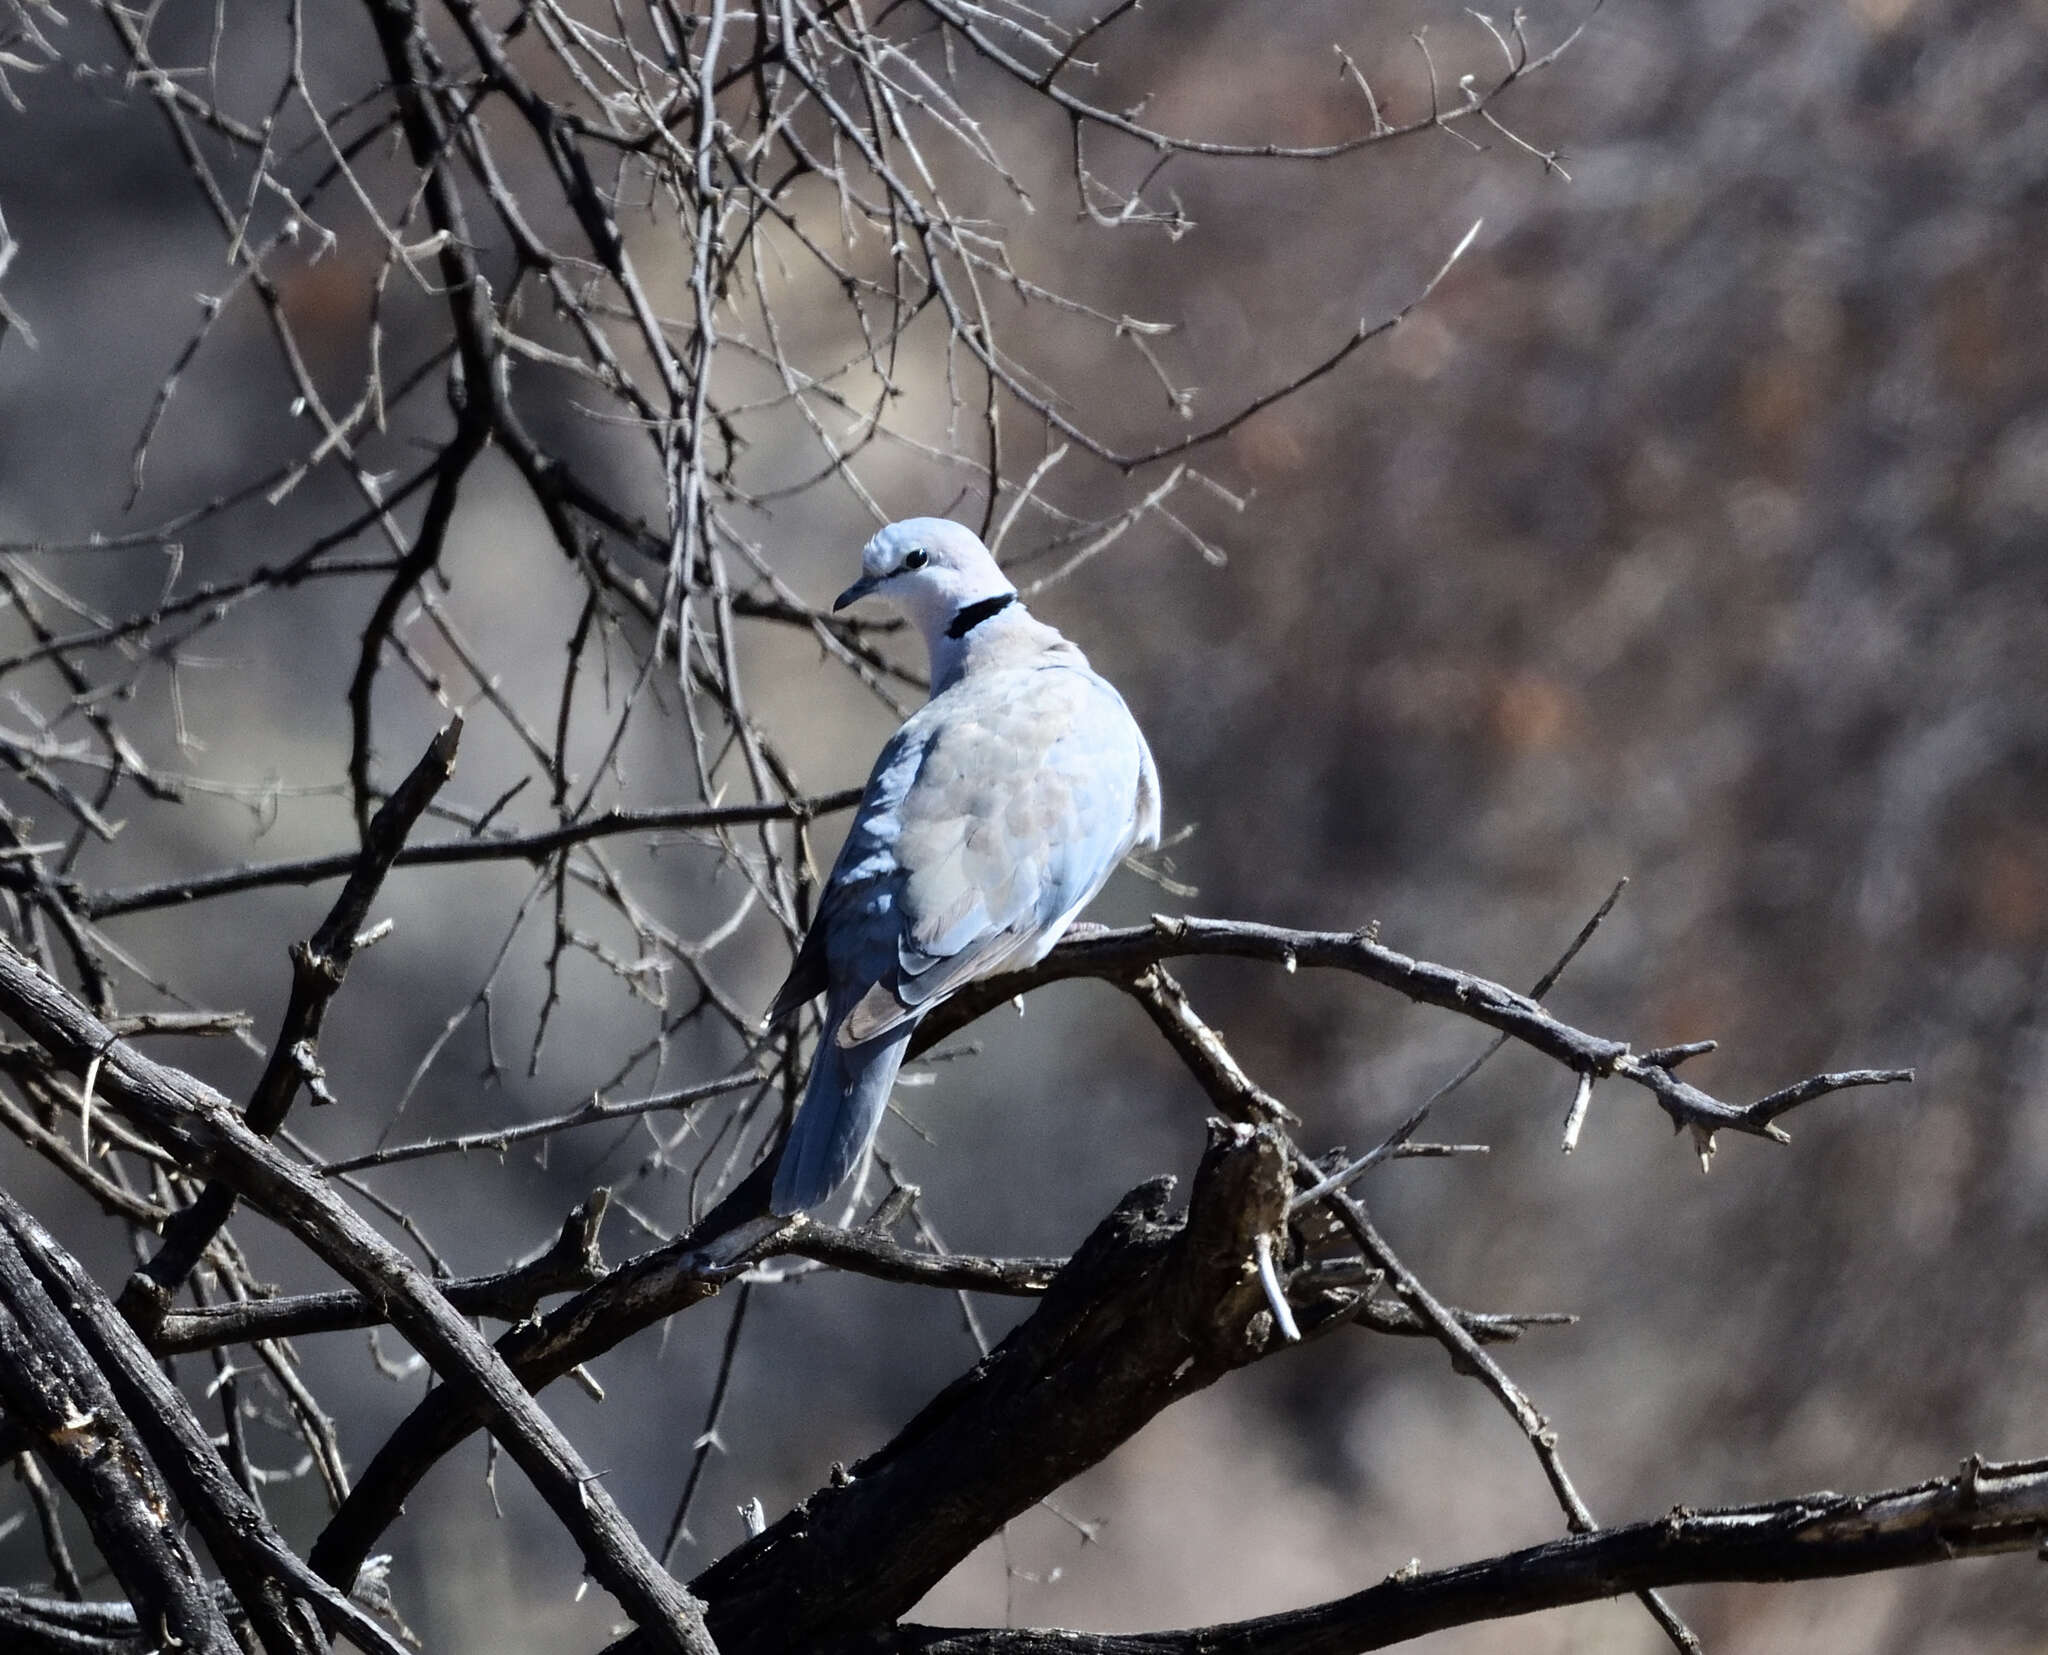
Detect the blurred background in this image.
<box><xmin>2</xmin><ymin>0</ymin><xmax>2046</xmax><ymax>1650</ymax></box>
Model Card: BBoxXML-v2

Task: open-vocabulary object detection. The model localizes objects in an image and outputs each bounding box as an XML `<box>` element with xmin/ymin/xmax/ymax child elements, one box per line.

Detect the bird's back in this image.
<box><xmin>825</xmin><ymin>640</ymin><xmax>1151</xmax><ymax>1010</ymax></box>
<box><xmin>767</xmin><ymin>592</ymin><xmax>1157</xmax><ymax>1211</ymax></box>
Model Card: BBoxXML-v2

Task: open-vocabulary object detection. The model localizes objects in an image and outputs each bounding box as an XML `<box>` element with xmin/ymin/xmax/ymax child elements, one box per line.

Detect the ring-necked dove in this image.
<box><xmin>766</xmin><ymin>518</ymin><xmax>1161</xmax><ymax>1214</ymax></box>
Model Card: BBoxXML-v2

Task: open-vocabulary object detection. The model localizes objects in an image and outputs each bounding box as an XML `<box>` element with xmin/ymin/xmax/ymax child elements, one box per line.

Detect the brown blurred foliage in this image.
<box><xmin>0</xmin><ymin>0</ymin><xmax>2044</xmax><ymax>1650</ymax></box>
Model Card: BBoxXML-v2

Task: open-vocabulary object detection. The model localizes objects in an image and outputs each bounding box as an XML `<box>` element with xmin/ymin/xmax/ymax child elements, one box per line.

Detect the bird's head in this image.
<box><xmin>834</xmin><ymin>518</ymin><xmax>1016</xmax><ymax>640</ymax></box>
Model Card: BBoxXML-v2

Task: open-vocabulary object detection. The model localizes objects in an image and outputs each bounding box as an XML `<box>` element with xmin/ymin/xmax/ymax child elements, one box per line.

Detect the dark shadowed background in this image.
<box><xmin>1</xmin><ymin>0</ymin><xmax>2045</xmax><ymax>1650</ymax></box>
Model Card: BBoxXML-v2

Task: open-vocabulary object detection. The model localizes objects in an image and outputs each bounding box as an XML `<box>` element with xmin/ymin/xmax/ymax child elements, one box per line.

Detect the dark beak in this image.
<box><xmin>833</xmin><ymin>573</ymin><xmax>881</xmax><ymax>612</ymax></box>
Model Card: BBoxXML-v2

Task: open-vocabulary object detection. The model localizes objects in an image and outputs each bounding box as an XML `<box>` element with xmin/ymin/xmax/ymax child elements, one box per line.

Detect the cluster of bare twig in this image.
<box><xmin>0</xmin><ymin>3</ymin><xmax>2020</xmax><ymax>1653</ymax></box>
<box><xmin>0</xmin><ymin>0</ymin><xmax>1574</xmax><ymax>1113</ymax></box>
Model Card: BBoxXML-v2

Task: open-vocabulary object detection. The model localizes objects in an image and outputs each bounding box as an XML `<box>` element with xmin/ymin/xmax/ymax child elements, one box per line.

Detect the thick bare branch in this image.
<box><xmin>829</xmin><ymin>1454</ymin><xmax>2048</xmax><ymax>1653</ymax></box>
<box><xmin>686</xmin><ymin>1122</ymin><xmax>1296</xmax><ymax>1654</ymax></box>
<box><xmin>0</xmin><ymin>938</ymin><xmax>719</xmax><ymax>1655</ymax></box>
<box><xmin>309</xmin><ymin>1173</ymin><xmax>787</xmax><ymax>1594</ymax></box>
<box><xmin>0</xmin><ymin>1187</ymin><xmax>405</xmax><ymax>1655</ymax></box>
<box><xmin>0</xmin><ymin>1210</ymin><xmax>239</xmax><ymax>1654</ymax></box>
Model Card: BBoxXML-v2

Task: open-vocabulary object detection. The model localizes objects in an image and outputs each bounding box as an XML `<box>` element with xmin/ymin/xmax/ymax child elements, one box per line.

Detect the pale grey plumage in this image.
<box><xmin>767</xmin><ymin>518</ymin><xmax>1160</xmax><ymax>1213</ymax></box>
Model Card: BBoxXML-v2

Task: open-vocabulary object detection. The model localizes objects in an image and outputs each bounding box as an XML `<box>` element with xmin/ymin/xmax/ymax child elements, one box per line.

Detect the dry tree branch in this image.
<box><xmin>54</xmin><ymin>1447</ymin><xmax>2048</xmax><ymax>1655</ymax></box>
<box><xmin>67</xmin><ymin>786</ymin><xmax>865</xmax><ymax>922</ymax></box>
<box><xmin>11</xmin><ymin>1447</ymin><xmax>82</xmax><ymax>1604</ymax></box>
<box><xmin>683</xmin><ymin>1121</ymin><xmax>1301</xmax><ymax>1655</ymax></box>
<box><xmin>0</xmin><ymin>1187</ymin><xmax>405</xmax><ymax>1655</ymax></box>
<box><xmin>1114</xmin><ymin>962</ymin><xmax>1696</xmax><ymax>1652</ymax></box>
<box><xmin>151</xmin><ymin>1188</ymin><xmax>618</xmax><ymax>1356</ymax></box>
<box><xmin>148</xmin><ymin>1201</ymin><xmax>1064</xmax><ymax>1357</ymax></box>
<box><xmin>121</xmin><ymin>719</ymin><xmax>464</xmax><ymax>1333</ymax></box>
<box><xmin>924</xmin><ymin>0</ymin><xmax>1593</xmax><ymax>161</ymax></box>
<box><xmin>0</xmin><ymin>938</ymin><xmax>720</xmax><ymax>1655</ymax></box>
<box><xmin>922</xmin><ymin>916</ymin><xmax>1912</xmax><ymax>1159</ymax></box>
<box><xmin>300</xmin><ymin>892</ymin><xmax>1904</xmax><ymax>1610</ymax></box>
<box><xmin>0</xmin><ymin>1222</ymin><xmax>239</xmax><ymax>1655</ymax></box>
<box><xmin>0</xmin><ymin>6</ymin><xmax>1957</xmax><ymax>1654</ymax></box>
<box><xmin>828</xmin><ymin>1454</ymin><xmax>2048</xmax><ymax>1653</ymax></box>
<box><xmin>307</xmin><ymin>1179</ymin><xmax>786</xmax><ymax>1595</ymax></box>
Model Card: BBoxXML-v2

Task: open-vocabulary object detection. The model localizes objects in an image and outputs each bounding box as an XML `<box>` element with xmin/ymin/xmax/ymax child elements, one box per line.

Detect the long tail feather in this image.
<box><xmin>770</xmin><ymin>1006</ymin><xmax>915</xmax><ymax>1214</ymax></box>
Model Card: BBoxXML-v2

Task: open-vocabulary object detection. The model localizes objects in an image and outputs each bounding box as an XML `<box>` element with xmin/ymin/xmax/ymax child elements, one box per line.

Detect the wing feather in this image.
<box><xmin>803</xmin><ymin>659</ymin><xmax>1150</xmax><ymax>1047</ymax></box>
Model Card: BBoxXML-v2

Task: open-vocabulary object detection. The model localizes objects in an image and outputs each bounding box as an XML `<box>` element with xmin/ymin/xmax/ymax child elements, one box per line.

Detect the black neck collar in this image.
<box><xmin>945</xmin><ymin>592</ymin><xmax>1017</xmax><ymax>640</ymax></box>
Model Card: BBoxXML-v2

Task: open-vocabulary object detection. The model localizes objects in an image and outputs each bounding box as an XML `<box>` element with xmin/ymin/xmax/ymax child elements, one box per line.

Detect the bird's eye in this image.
<box><xmin>902</xmin><ymin>546</ymin><xmax>929</xmax><ymax>571</ymax></box>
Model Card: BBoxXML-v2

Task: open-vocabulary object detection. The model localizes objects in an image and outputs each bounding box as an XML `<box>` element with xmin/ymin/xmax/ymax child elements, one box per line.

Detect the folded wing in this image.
<box><xmin>835</xmin><ymin>663</ymin><xmax>1151</xmax><ymax>1044</ymax></box>
<box><xmin>767</xmin><ymin>655</ymin><xmax>1156</xmax><ymax>1213</ymax></box>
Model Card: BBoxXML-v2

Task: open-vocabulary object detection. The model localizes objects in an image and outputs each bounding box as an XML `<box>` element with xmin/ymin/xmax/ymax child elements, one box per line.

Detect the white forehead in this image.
<box><xmin>862</xmin><ymin>517</ymin><xmax>983</xmax><ymax>572</ymax></box>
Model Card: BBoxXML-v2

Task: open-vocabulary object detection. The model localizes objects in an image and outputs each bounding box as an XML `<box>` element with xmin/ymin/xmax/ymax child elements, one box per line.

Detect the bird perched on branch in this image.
<box><xmin>765</xmin><ymin>518</ymin><xmax>1161</xmax><ymax>1214</ymax></box>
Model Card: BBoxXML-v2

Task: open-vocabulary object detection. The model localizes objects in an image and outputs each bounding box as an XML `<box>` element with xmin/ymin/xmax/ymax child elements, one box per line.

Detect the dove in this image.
<box><xmin>766</xmin><ymin>517</ymin><xmax>1161</xmax><ymax>1214</ymax></box>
